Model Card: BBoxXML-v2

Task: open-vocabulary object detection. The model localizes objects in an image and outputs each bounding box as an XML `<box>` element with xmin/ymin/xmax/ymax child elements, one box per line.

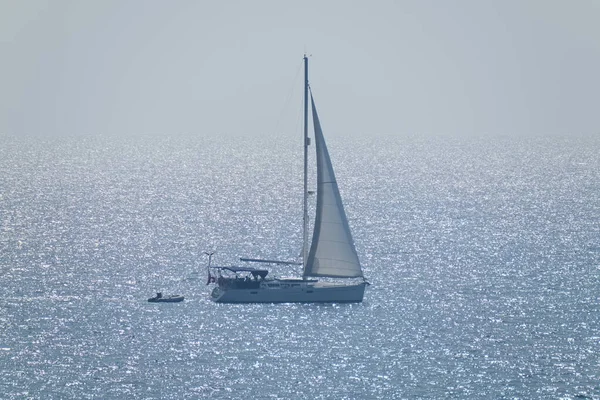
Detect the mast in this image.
<box><xmin>302</xmin><ymin>54</ymin><xmax>309</xmax><ymax>272</ymax></box>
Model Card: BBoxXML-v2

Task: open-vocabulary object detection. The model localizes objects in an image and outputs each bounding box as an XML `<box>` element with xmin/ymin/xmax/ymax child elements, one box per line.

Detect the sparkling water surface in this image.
<box><xmin>1</xmin><ymin>134</ymin><xmax>599</xmax><ymax>399</ymax></box>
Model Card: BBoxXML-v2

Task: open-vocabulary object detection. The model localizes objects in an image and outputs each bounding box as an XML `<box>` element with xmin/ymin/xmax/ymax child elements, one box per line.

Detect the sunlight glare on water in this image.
<box><xmin>1</xmin><ymin>134</ymin><xmax>599</xmax><ymax>399</ymax></box>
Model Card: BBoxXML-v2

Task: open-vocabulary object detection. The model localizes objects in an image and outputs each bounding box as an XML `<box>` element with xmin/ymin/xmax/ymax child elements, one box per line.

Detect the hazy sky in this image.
<box><xmin>1</xmin><ymin>0</ymin><xmax>599</xmax><ymax>137</ymax></box>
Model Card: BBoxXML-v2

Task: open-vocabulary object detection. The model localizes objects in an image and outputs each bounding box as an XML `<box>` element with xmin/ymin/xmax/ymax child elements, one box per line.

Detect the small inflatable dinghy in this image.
<box><xmin>148</xmin><ymin>292</ymin><xmax>184</xmax><ymax>303</ymax></box>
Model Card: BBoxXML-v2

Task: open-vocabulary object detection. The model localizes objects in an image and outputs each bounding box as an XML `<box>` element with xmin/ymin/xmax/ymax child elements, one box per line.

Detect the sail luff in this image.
<box><xmin>304</xmin><ymin>93</ymin><xmax>363</xmax><ymax>279</ymax></box>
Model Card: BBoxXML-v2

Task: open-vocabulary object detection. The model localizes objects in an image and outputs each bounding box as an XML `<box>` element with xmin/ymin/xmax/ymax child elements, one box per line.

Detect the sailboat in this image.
<box><xmin>207</xmin><ymin>55</ymin><xmax>368</xmax><ymax>303</ymax></box>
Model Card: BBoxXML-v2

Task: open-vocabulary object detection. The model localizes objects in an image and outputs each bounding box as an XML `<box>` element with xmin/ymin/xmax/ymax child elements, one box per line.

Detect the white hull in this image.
<box><xmin>211</xmin><ymin>280</ymin><xmax>366</xmax><ymax>303</ymax></box>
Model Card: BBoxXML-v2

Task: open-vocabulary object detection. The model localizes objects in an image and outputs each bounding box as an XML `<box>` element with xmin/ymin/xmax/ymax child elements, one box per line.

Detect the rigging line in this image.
<box><xmin>295</xmin><ymin>83</ymin><xmax>304</xmax><ymax>141</ymax></box>
<box><xmin>272</xmin><ymin>60</ymin><xmax>304</xmax><ymax>137</ymax></box>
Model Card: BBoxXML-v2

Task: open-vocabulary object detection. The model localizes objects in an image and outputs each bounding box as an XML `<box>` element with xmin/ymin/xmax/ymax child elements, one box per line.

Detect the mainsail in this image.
<box><xmin>303</xmin><ymin>93</ymin><xmax>363</xmax><ymax>278</ymax></box>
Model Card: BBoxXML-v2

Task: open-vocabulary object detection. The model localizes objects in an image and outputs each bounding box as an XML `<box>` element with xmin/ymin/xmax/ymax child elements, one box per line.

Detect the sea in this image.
<box><xmin>0</xmin><ymin>133</ymin><xmax>598</xmax><ymax>399</ymax></box>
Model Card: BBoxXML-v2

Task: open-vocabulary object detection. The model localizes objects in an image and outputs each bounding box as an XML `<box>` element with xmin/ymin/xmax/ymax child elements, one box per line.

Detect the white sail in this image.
<box><xmin>304</xmin><ymin>94</ymin><xmax>363</xmax><ymax>278</ymax></box>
